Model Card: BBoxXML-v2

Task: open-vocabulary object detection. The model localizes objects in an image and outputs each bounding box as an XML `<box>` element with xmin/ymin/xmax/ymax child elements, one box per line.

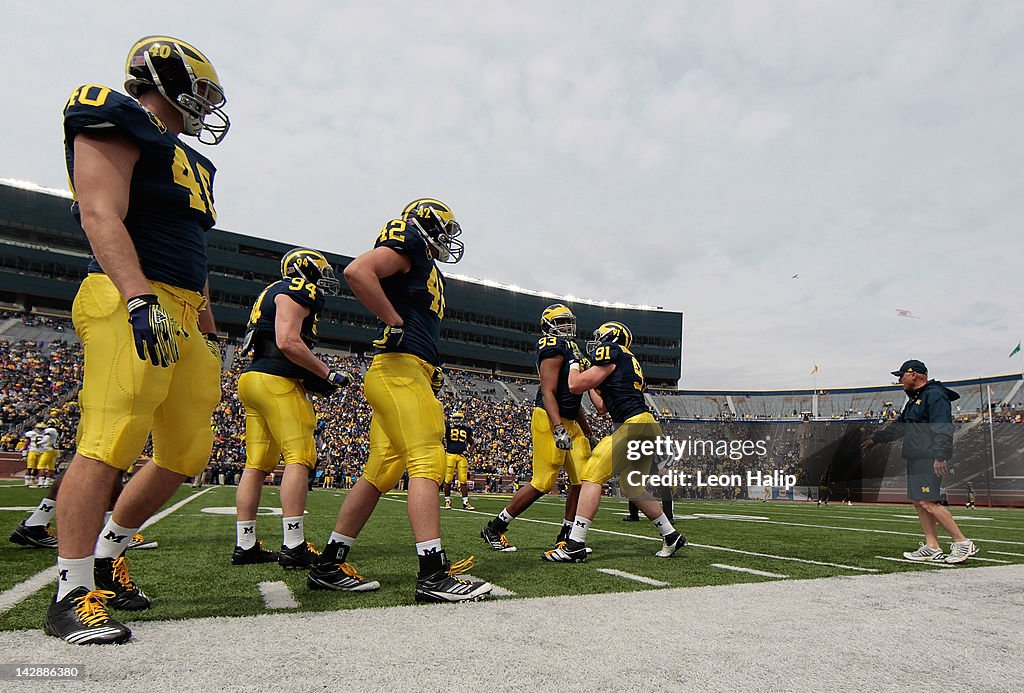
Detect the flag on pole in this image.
<box><xmin>1010</xmin><ymin>342</ymin><xmax>1021</xmax><ymax>358</ymax></box>
<box><xmin>811</xmin><ymin>364</ymin><xmax>819</xmax><ymax>375</ymax></box>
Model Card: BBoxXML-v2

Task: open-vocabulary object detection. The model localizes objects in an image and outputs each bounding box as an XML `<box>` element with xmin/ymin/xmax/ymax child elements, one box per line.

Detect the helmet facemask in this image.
<box><xmin>541</xmin><ymin>305</ymin><xmax>576</xmax><ymax>338</ymax></box>
<box><xmin>587</xmin><ymin>322</ymin><xmax>632</xmax><ymax>353</ymax></box>
<box><xmin>409</xmin><ymin>206</ymin><xmax>464</xmax><ymax>263</ymax></box>
<box><xmin>128</xmin><ymin>40</ymin><xmax>230</xmax><ymax>144</ymax></box>
<box><xmin>282</xmin><ymin>249</ymin><xmax>340</xmax><ymax>296</ymax></box>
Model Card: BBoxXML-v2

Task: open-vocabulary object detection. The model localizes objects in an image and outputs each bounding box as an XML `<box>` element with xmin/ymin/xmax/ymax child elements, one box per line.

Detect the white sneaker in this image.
<box><xmin>944</xmin><ymin>540</ymin><xmax>979</xmax><ymax>564</ymax></box>
<box><xmin>655</xmin><ymin>532</ymin><xmax>687</xmax><ymax>558</ymax></box>
<box><xmin>902</xmin><ymin>543</ymin><xmax>945</xmax><ymax>561</ymax></box>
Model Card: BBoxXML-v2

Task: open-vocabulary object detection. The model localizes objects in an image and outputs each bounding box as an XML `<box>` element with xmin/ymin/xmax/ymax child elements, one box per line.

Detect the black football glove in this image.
<box><xmin>553</xmin><ymin>423</ymin><xmax>573</xmax><ymax>450</ymax></box>
<box><xmin>431</xmin><ymin>367</ymin><xmax>445</xmax><ymax>395</ymax></box>
<box><xmin>127</xmin><ymin>294</ymin><xmax>181</xmax><ymax>367</ymax></box>
<box><xmin>373</xmin><ymin>325</ymin><xmax>404</xmax><ymax>350</ymax></box>
<box><xmin>303</xmin><ymin>371</ymin><xmax>352</xmax><ymax>397</ymax></box>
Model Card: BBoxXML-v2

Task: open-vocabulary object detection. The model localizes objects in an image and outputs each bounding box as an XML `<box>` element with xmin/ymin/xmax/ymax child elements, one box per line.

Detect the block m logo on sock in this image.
<box><xmin>243</xmin><ymin>527</ymin><xmax>254</xmax><ymax>534</ymax></box>
<box><xmin>104</xmin><ymin>531</ymin><xmax>129</xmax><ymax>543</ymax></box>
<box><xmin>58</xmin><ymin>569</ymin><xmax>69</xmax><ymax>581</ymax></box>
<box><xmin>41</xmin><ymin>502</ymin><xmax>54</xmax><ymax>512</ymax></box>
<box><xmin>574</xmin><ymin>520</ymin><xmax>587</xmax><ymax>528</ymax></box>
<box><xmin>286</xmin><ymin>522</ymin><xmax>301</xmax><ymax>531</ymax></box>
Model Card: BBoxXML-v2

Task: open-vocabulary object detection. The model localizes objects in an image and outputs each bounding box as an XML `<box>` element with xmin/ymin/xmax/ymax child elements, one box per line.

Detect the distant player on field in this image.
<box><xmin>231</xmin><ymin>248</ymin><xmax>352</xmax><ymax>568</ymax></box>
<box><xmin>544</xmin><ymin>321</ymin><xmax>686</xmax><ymax>562</ymax></box>
<box><xmin>442</xmin><ymin>411</ymin><xmax>475</xmax><ymax>510</ymax></box>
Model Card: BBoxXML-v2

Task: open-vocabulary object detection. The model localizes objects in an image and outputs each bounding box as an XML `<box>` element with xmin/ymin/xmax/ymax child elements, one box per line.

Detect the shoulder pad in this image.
<box><xmin>374</xmin><ymin>219</ymin><xmax>426</xmax><ymax>255</ymax></box>
<box><xmin>64</xmin><ymin>85</ymin><xmax>168</xmax><ymax>146</ymax></box>
<box><xmin>536</xmin><ymin>337</ymin><xmax>565</xmax><ymax>361</ymax></box>
<box><xmin>281</xmin><ymin>277</ymin><xmax>320</xmax><ymax>307</ymax></box>
<box><xmin>590</xmin><ymin>343</ymin><xmax>622</xmax><ymax>365</ymax></box>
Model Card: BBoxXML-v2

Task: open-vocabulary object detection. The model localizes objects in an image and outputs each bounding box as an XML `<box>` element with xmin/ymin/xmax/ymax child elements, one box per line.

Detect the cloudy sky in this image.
<box><xmin>4</xmin><ymin>1</ymin><xmax>1023</xmax><ymax>389</ymax></box>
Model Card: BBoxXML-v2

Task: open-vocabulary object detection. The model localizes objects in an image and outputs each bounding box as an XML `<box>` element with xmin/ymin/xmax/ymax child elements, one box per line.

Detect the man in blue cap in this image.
<box><xmin>861</xmin><ymin>360</ymin><xmax>978</xmax><ymax>564</ymax></box>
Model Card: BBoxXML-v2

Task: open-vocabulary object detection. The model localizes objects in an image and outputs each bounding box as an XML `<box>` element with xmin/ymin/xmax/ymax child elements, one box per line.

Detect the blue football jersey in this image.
<box><xmin>372</xmin><ymin>219</ymin><xmax>446</xmax><ymax>366</ymax></box>
<box><xmin>63</xmin><ymin>85</ymin><xmax>217</xmax><ymax>293</ymax></box>
<box><xmin>533</xmin><ymin>336</ymin><xmax>585</xmax><ymax>419</ymax></box>
<box><xmin>243</xmin><ymin>277</ymin><xmax>326</xmax><ymax>379</ymax></box>
<box><xmin>589</xmin><ymin>342</ymin><xmax>649</xmax><ymax>424</ymax></box>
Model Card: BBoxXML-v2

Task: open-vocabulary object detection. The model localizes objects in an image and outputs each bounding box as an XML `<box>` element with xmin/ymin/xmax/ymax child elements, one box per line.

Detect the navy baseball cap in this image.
<box><xmin>891</xmin><ymin>359</ymin><xmax>927</xmax><ymax>377</ymax></box>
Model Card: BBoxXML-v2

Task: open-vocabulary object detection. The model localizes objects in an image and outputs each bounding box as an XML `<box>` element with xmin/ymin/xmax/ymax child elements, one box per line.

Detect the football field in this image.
<box><xmin>2</xmin><ymin>482</ymin><xmax>1023</xmax><ymax>631</ymax></box>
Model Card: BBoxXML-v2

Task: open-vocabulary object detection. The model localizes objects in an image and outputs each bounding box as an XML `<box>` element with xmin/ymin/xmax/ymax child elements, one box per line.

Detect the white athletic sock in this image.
<box><xmin>56</xmin><ymin>556</ymin><xmax>95</xmax><ymax>601</ymax></box>
<box><xmin>652</xmin><ymin>513</ymin><xmax>675</xmax><ymax>538</ymax></box>
<box><xmin>498</xmin><ymin>508</ymin><xmax>514</xmax><ymax>524</ymax></box>
<box><xmin>95</xmin><ymin>520</ymin><xmax>140</xmax><ymax>559</ymax></box>
<box><xmin>568</xmin><ymin>515</ymin><xmax>591</xmax><ymax>543</ymax></box>
<box><xmin>282</xmin><ymin>516</ymin><xmax>304</xmax><ymax>549</ymax></box>
<box><xmin>236</xmin><ymin>520</ymin><xmax>256</xmax><ymax>549</ymax></box>
<box><xmin>415</xmin><ymin>538</ymin><xmax>442</xmax><ymax>556</ymax></box>
<box><xmin>462</xmin><ymin>495</ymin><xmax>470</xmax><ymax>507</ymax></box>
<box><xmin>328</xmin><ymin>532</ymin><xmax>355</xmax><ymax>548</ymax></box>
<box><xmin>103</xmin><ymin>511</ymin><xmax>113</xmax><ymax>525</ymax></box>
<box><xmin>25</xmin><ymin>498</ymin><xmax>57</xmax><ymax>527</ymax></box>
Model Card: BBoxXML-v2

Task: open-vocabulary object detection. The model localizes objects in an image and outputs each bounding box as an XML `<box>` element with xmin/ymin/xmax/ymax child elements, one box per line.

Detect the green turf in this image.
<box><xmin>1</xmin><ymin>484</ymin><xmax>1022</xmax><ymax>631</ymax></box>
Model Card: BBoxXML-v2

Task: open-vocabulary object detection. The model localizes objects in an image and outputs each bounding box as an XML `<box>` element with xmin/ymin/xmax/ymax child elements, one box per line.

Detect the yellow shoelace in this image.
<box><xmin>112</xmin><ymin>556</ymin><xmax>138</xmax><ymax>590</ymax></box>
<box><xmin>545</xmin><ymin>542</ymin><xmax>567</xmax><ymax>557</ymax></box>
<box><xmin>447</xmin><ymin>556</ymin><xmax>477</xmax><ymax>584</ymax></box>
<box><xmin>339</xmin><ymin>562</ymin><xmax>364</xmax><ymax>580</ymax></box>
<box><xmin>73</xmin><ymin>590</ymin><xmax>116</xmax><ymax>627</ymax></box>
<box><xmin>131</xmin><ymin>533</ymin><xmax>145</xmax><ymax>543</ymax></box>
<box><xmin>304</xmin><ymin>542</ymin><xmax>321</xmax><ymax>557</ymax></box>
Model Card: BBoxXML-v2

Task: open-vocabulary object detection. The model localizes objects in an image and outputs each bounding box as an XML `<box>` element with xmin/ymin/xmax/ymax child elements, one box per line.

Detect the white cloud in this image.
<box><xmin>2</xmin><ymin>0</ymin><xmax>1022</xmax><ymax>389</ymax></box>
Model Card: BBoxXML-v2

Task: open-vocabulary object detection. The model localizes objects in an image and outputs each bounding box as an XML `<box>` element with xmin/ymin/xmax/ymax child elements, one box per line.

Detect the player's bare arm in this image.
<box><xmin>198</xmin><ymin>279</ymin><xmax>218</xmax><ymax>334</ymax></box>
<box><xmin>587</xmin><ymin>389</ymin><xmax>607</xmax><ymax>415</ymax></box>
<box><xmin>343</xmin><ymin>246</ymin><xmax>411</xmax><ymax>327</ymax></box>
<box><xmin>538</xmin><ymin>355</ymin><xmax>565</xmax><ymax>429</ymax></box>
<box><xmin>568</xmin><ymin>363</ymin><xmax>615</xmax><ymax>395</ymax></box>
<box><xmin>273</xmin><ymin>293</ymin><xmax>329</xmax><ymax>378</ymax></box>
<box><xmin>73</xmin><ymin>132</ymin><xmax>149</xmax><ymax>300</ymax></box>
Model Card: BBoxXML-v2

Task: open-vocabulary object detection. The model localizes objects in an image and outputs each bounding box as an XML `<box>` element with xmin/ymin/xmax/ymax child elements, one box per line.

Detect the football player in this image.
<box><xmin>544</xmin><ymin>322</ymin><xmax>687</xmax><ymax>562</ymax></box>
<box><xmin>310</xmin><ymin>199</ymin><xmax>491</xmax><ymax>602</ymax></box>
<box><xmin>46</xmin><ymin>36</ymin><xmax>229</xmax><ymax>645</ymax></box>
<box><xmin>231</xmin><ymin>248</ymin><xmax>356</xmax><ymax>572</ymax></box>
<box><xmin>442</xmin><ymin>411</ymin><xmax>475</xmax><ymax>510</ymax></box>
<box><xmin>10</xmin><ymin>471</ymin><xmax>154</xmax><ymax>552</ymax></box>
<box><xmin>37</xmin><ymin>423</ymin><xmax>61</xmax><ymax>488</ymax></box>
<box><xmin>23</xmin><ymin>423</ymin><xmax>46</xmax><ymax>487</ymax></box>
<box><xmin>481</xmin><ymin>304</ymin><xmax>598</xmax><ymax>552</ymax></box>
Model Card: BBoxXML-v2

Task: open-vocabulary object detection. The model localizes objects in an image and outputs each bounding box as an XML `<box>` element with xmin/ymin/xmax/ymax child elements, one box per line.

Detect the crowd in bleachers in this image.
<box><xmin>5</xmin><ymin>312</ymin><xmax>1024</xmax><ymax>496</ymax></box>
<box><xmin>0</xmin><ymin>338</ymin><xmax>82</xmax><ymax>449</ymax></box>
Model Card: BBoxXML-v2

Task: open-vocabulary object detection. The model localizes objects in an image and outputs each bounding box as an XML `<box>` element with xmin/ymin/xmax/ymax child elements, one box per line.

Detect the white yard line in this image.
<box><xmin>408</xmin><ymin>498</ymin><xmax>882</xmax><ymax>573</ymax></box>
<box><xmin>970</xmin><ymin>557</ymin><xmax>1011</xmax><ymax>564</ymax></box>
<box><xmin>693</xmin><ymin>515</ymin><xmax>1024</xmax><ymax>546</ymax></box>
<box><xmin>258</xmin><ymin>581</ymin><xmax>298</xmax><ymax>609</ymax></box>
<box><xmin>710</xmin><ymin>564</ymin><xmax>789</xmax><ymax>579</ymax></box>
<box><xmin>688</xmin><ymin>541</ymin><xmax>877</xmax><ymax>572</ymax></box>
<box><xmin>596</xmin><ymin>568</ymin><xmax>669</xmax><ymax>587</ymax></box>
<box><xmin>0</xmin><ymin>487</ymin><xmax>215</xmax><ymax>615</ymax></box>
<box><xmin>988</xmin><ymin>550</ymin><xmax>1024</xmax><ymax>557</ymax></box>
<box><xmin>874</xmin><ymin>556</ymin><xmax>954</xmax><ymax>568</ymax></box>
